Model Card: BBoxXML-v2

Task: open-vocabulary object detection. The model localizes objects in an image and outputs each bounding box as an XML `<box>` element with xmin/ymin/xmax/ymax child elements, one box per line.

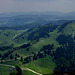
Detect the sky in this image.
<box><xmin>0</xmin><ymin>0</ymin><xmax>75</xmax><ymax>13</ymax></box>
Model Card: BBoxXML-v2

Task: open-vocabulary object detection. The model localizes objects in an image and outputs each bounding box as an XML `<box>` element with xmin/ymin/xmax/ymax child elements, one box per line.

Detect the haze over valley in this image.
<box><xmin>0</xmin><ymin>0</ymin><xmax>75</xmax><ymax>75</ymax></box>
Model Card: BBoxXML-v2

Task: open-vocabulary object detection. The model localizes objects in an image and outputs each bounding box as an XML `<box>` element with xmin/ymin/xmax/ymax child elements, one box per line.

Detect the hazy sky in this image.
<box><xmin>0</xmin><ymin>0</ymin><xmax>75</xmax><ymax>13</ymax></box>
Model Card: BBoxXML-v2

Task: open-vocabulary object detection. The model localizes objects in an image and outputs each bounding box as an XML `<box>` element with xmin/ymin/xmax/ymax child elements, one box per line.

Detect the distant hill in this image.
<box><xmin>1</xmin><ymin>11</ymin><xmax>75</xmax><ymax>17</ymax></box>
<box><xmin>0</xmin><ymin>11</ymin><xmax>75</xmax><ymax>28</ymax></box>
<box><xmin>0</xmin><ymin>11</ymin><xmax>65</xmax><ymax>17</ymax></box>
<box><xmin>0</xmin><ymin>15</ymin><xmax>60</xmax><ymax>27</ymax></box>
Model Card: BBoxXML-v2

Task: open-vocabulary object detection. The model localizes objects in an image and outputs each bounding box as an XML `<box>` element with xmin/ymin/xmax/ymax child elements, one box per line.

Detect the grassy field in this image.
<box><xmin>2</xmin><ymin>55</ymin><xmax>56</xmax><ymax>75</ymax></box>
<box><xmin>0</xmin><ymin>65</ymin><xmax>36</xmax><ymax>75</ymax></box>
<box><xmin>11</xmin><ymin>46</ymin><xmax>38</xmax><ymax>57</ymax></box>
<box><xmin>22</xmin><ymin>70</ymin><xmax>36</xmax><ymax>75</ymax></box>
<box><xmin>0</xmin><ymin>65</ymin><xmax>15</xmax><ymax>75</ymax></box>
<box><xmin>63</xmin><ymin>23</ymin><xmax>75</xmax><ymax>37</ymax></box>
<box><xmin>0</xmin><ymin>60</ymin><xmax>37</xmax><ymax>75</ymax></box>
<box><xmin>0</xmin><ymin>29</ymin><xmax>28</xmax><ymax>46</ymax></box>
<box><xmin>23</xmin><ymin>55</ymin><xmax>56</xmax><ymax>74</ymax></box>
<box><xmin>0</xmin><ymin>29</ymin><xmax>17</xmax><ymax>45</ymax></box>
<box><xmin>1</xmin><ymin>60</ymin><xmax>22</xmax><ymax>66</ymax></box>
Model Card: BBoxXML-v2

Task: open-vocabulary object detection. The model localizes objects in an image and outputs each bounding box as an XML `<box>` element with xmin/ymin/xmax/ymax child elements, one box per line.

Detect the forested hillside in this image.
<box><xmin>0</xmin><ymin>21</ymin><xmax>75</xmax><ymax>75</ymax></box>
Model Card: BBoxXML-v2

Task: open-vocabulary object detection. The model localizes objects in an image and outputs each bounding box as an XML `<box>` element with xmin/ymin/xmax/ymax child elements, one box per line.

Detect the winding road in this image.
<box><xmin>22</xmin><ymin>67</ymin><xmax>42</xmax><ymax>75</ymax></box>
<box><xmin>0</xmin><ymin>64</ymin><xmax>15</xmax><ymax>68</ymax></box>
<box><xmin>0</xmin><ymin>64</ymin><xmax>42</xmax><ymax>75</ymax></box>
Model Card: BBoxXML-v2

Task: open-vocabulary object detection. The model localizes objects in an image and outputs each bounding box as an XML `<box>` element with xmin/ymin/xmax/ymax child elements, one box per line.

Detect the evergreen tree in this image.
<box><xmin>15</xmin><ymin>66</ymin><xmax>22</xmax><ymax>75</ymax></box>
<box><xmin>15</xmin><ymin>57</ymin><xmax>17</xmax><ymax>61</ymax></box>
<box><xmin>15</xmin><ymin>53</ymin><xmax>18</xmax><ymax>57</ymax></box>
<box><xmin>20</xmin><ymin>56</ymin><xmax>23</xmax><ymax>62</ymax></box>
<box><xmin>33</xmin><ymin>53</ymin><xmax>38</xmax><ymax>60</ymax></box>
<box><xmin>10</xmin><ymin>55</ymin><xmax>13</xmax><ymax>59</ymax></box>
<box><xmin>0</xmin><ymin>54</ymin><xmax>2</xmax><ymax>58</ymax></box>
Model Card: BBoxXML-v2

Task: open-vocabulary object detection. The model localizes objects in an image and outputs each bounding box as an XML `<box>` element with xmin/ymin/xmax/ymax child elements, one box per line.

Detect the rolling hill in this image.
<box><xmin>0</xmin><ymin>21</ymin><xmax>75</xmax><ymax>75</ymax></box>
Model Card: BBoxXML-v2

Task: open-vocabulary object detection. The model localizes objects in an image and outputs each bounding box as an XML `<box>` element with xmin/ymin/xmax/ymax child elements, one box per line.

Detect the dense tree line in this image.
<box><xmin>51</xmin><ymin>71</ymin><xmax>75</xmax><ymax>75</ymax></box>
<box><xmin>58</xmin><ymin>21</ymin><xmax>73</xmax><ymax>32</ymax></box>
<box><xmin>53</xmin><ymin>34</ymin><xmax>75</xmax><ymax>72</ymax></box>
<box><xmin>19</xmin><ymin>43</ymin><xmax>31</xmax><ymax>48</ymax></box>
<box><xmin>0</xmin><ymin>44</ymin><xmax>14</xmax><ymax>51</ymax></box>
<box><xmin>1</xmin><ymin>49</ymin><xmax>14</xmax><ymax>60</ymax></box>
<box><xmin>56</xmin><ymin>34</ymin><xmax>74</xmax><ymax>46</ymax></box>
<box><xmin>27</xmin><ymin>25</ymin><xmax>57</xmax><ymax>41</ymax></box>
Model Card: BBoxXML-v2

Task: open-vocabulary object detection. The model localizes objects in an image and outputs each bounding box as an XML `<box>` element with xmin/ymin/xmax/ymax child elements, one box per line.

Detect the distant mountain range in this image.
<box><xmin>0</xmin><ymin>11</ymin><xmax>75</xmax><ymax>17</ymax></box>
<box><xmin>0</xmin><ymin>11</ymin><xmax>64</xmax><ymax>17</ymax></box>
<box><xmin>0</xmin><ymin>11</ymin><xmax>75</xmax><ymax>29</ymax></box>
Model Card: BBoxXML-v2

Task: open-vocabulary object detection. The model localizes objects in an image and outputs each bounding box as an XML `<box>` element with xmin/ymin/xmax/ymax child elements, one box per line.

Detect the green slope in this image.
<box><xmin>0</xmin><ymin>65</ymin><xmax>15</xmax><ymax>75</ymax></box>
<box><xmin>63</xmin><ymin>23</ymin><xmax>75</xmax><ymax>36</ymax></box>
<box><xmin>0</xmin><ymin>29</ymin><xmax>28</xmax><ymax>46</ymax></box>
<box><xmin>0</xmin><ymin>22</ymin><xmax>75</xmax><ymax>75</ymax></box>
<box><xmin>25</xmin><ymin>55</ymin><xmax>56</xmax><ymax>74</ymax></box>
